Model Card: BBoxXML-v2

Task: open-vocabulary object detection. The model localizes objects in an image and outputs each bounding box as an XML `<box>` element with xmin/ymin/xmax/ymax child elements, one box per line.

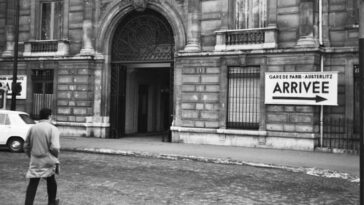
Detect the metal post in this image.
<box><xmin>359</xmin><ymin>0</ymin><xmax>364</xmax><ymax>203</ymax></box>
<box><xmin>10</xmin><ymin>0</ymin><xmax>20</xmax><ymax>110</ymax></box>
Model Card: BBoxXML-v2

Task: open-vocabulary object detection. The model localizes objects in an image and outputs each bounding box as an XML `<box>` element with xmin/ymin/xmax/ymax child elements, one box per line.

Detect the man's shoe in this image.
<box><xmin>48</xmin><ymin>199</ymin><xmax>59</xmax><ymax>205</ymax></box>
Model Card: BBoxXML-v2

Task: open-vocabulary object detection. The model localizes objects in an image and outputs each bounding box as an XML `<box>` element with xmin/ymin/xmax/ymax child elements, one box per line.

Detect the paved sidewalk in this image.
<box><xmin>60</xmin><ymin>135</ymin><xmax>359</xmax><ymax>182</ymax></box>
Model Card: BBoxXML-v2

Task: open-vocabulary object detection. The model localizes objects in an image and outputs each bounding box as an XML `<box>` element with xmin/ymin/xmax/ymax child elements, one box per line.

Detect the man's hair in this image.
<box><xmin>39</xmin><ymin>108</ymin><xmax>52</xmax><ymax>120</ymax></box>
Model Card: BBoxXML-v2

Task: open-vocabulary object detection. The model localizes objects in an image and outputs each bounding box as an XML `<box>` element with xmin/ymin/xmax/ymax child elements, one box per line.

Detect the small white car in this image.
<box><xmin>0</xmin><ymin>110</ymin><xmax>35</xmax><ymax>152</ymax></box>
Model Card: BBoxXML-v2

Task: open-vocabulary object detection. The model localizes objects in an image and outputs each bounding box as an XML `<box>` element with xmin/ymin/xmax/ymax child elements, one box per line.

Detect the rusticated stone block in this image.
<box><xmin>57</xmin><ymin>91</ymin><xmax>72</xmax><ymax>99</ymax></box>
<box><xmin>205</xmin><ymin>121</ymin><xmax>219</xmax><ymax>128</ymax></box>
<box><xmin>181</xmin><ymin>110</ymin><xmax>199</xmax><ymax>119</ymax></box>
<box><xmin>58</xmin><ymin>107</ymin><xmax>71</xmax><ymax>115</ymax></box>
<box><xmin>266</xmin><ymin>105</ymin><xmax>284</xmax><ymax>112</ymax></box>
<box><xmin>182</xmin><ymin>75</ymin><xmax>200</xmax><ymax>83</ymax></box>
<box><xmin>57</xmin><ymin>100</ymin><xmax>68</xmax><ymax>106</ymax></box>
<box><xmin>194</xmin><ymin>121</ymin><xmax>205</xmax><ymax>127</ymax></box>
<box><xmin>182</xmin><ymin>67</ymin><xmax>196</xmax><ymax>74</ymax></box>
<box><xmin>267</xmin><ymin>114</ymin><xmax>288</xmax><ymax>122</ymax></box>
<box><xmin>201</xmin><ymin>93</ymin><xmax>219</xmax><ymax>101</ymax></box>
<box><xmin>295</xmin><ymin>106</ymin><xmax>315</xmax><ymax>113</ymax></box>
<box><xmin>73</xmin><ymin>108</ymin><xmax>87</xmax><ymax>115</ymax></box>
<box><xmin>58</xmin><ymin>76</ymin><xmax>72</xmax><ymax>83</ymax></box>
<box><xmin>182</xmin><ymin>85</ymin><xmax>195</xmax><ymax>92</ymax></box>
<box><xmin>74</xmin><ymin>76</ymin><xmax>89</xmax><ymax>83</ymax></box>
<box><xmin>75</xmin><ymin>116</ymin><xmax>86</xmax><ymax>122</ymax></box>
<box><xmin>283</xmin><ymin>124</ymin><xmax>295</xmax><ymax>132</ymax></box>
<box><xmin>76</xmin><ymin>101</ymin><xmax>92</xmax><ymax>107</ymax></box>
<box><xmin>201</xmin><ymin>111</ymin><xmax>219</xmax><ymax>120</ymax></box>
<box><xmin>205</xmin><ymin>85</ymin><xmax>219</xmax><ymax>92</ymax></box>
<box><xmin>290</xmin><ymin>114</ymin><xmax>314</xmax><ymax>123</ymax></box>
<box><xmin>181</xmin><ymin>120</ymin><xmax>194</xmax><ymax>127</ymax></box>
<box><xmin>182</xmin><ymin>93</ymin><xmax>199</xmax><ymax>102</ymax></box>
<box><xmin>295</xmin><ymin>125</ymin><xmax>314</xmax><ymax>133</ymax></box>
<box><xmin>73</xmin><ymin>91</ymin><xmax>88</xmax><ymax>99</ymax></box>
<box><xmin>266</xmin><ymin>123</ymin><xmax>284</xmax><ymax>131</ymax></box>
<box><xmin>196</xmin><ymin>103</ymin><xmax>204</xmax><ymax>110</ymax></box>
<box><xmin>201</xmin><ymin>75</ymin><xmax>219</xmax><ymax>83</ymax></box>
<box><xmin>181</xmin><ymin>103</ymin><xmax>195</xmax><ymax>109</ymax></box>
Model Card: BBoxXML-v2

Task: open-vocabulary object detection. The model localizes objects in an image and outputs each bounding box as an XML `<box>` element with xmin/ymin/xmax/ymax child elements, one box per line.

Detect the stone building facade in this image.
<box><xmin>0</xmin><ymin>0</ymin><xmax>360</xmax><ymax>151</ymax></box>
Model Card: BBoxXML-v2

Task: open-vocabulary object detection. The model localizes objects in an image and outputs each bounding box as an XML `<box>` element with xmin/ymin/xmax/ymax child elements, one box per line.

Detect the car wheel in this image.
<box><xmin>8</xmin><ymin>138</ymin><xmax>24</xmax><ymax>152</ymax></box>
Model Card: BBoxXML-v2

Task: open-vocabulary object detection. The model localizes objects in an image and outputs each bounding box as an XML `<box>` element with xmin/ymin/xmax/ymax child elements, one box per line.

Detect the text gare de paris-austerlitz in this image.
<box><xmin>268</xmin><ymin>74</ymin><xmax>333</xmax><ymax>94</ymax></box>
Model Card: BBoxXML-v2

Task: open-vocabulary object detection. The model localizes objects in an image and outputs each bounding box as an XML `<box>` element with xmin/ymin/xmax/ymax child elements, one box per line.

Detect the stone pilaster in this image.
<box><xmin>220</xmin><ymin>0</ymin><xmax>231</xmax><ymax>30</ymax></box>
<box><xmin>2</xmin><ymin>0</ymin><xmax>15</xmax><ymax>57</ymax></box>
<box><xmin>267</xmin><ymin>0</ymin><xmax>277</xmax><ymax>27</ymax></box>
<box><xmin>79</xmin><ymin>0</ymin><xmax>95</xmax><ymax>55</ymax></box>
<box><xmin>2</xmin><ymin>25</ymin><xmax>15</xmax><ymax>57</ymax></box>
<box><xmin>296</xmin><ymin>0</ymin><xmax>317</xmax><ymax>47</ymax></box>
<box><xmin>184</xmin><ymin>0</ymin><xmax>201</xmax><ymax>52</ymax></box>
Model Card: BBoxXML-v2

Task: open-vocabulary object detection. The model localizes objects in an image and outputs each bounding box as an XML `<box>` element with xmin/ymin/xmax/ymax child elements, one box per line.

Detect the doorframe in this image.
<box><xmin>109</xmin><ymin>62</ymin><xmax>174</xmax><ymax>138</ymax></box>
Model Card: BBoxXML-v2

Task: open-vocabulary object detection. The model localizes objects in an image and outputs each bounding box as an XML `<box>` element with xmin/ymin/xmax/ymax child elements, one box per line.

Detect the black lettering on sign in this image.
<box><xmin>312</xmin><ymin>81</ymin><xmax>320</xmax><ymax>93</ymax></box>
<box><xmin>291</xmin><ymin>82</ymin><xmax>298</xmax><ymax>93</ymax></box>
<box><xmin>272</xmin><ymin>81</ymin><xmax>330</xmax><ymax>94</ymax></box>
<box><xmin>283</xmin><ymin>82</ymin><xmax>289</xmax><ymax>93</ymax></box>
<box><xmin>273</xmin><ymin>82</ymin><xmax>282</xmax><ymax>93</ymax></box>
<box><xmin>322</xmin><ymin>81</ymin><xmax>329</xmax><ymax>93</ymax></box>
<box><xmin>303</xmin><ymin>82</ymin><xmax>311</xmax><ymax>92</ymax></box>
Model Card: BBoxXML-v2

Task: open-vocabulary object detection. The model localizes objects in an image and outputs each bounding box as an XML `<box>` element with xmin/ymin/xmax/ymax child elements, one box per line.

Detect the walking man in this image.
<box><xmin>24</xmin><ymin>108</ymin><xmax>60</xmax><ymax>205</ymax></box>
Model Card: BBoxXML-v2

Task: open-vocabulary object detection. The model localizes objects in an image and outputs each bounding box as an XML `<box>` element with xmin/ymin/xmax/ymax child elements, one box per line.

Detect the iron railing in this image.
<box><xmin>227</xmin><ymin>66</ymin><xmax>260</xmax><ymax>129</ymax></box>
<box><xmin>322</xmin><ymin>118</ymin><xmax>360</xmax><ymax>152</ymax></box>
<box><xmin>23</xmin><ymin>40</ymin><xmax>69</xmax><ymax>56</ymax></box>
<box><xmin>226</xmin><ymin>30</ymin><xmax>265</xmax><ymax>45</ymax></box>
<box><xmin>31</xmin><ymin>41</ymin><xmax>58</xmax><ymax>52</ymax></box>
<box><xmin>214</xmin><ymin>27</ymin><xmax>277</xmax><ymax>51</ymax></box>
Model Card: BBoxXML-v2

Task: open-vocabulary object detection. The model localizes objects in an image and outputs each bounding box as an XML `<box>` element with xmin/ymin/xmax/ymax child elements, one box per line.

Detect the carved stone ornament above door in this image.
<box><xmin>132</xmin><ymin>0</ymin><xmax>149</xmax><ymax>12</ymax></box>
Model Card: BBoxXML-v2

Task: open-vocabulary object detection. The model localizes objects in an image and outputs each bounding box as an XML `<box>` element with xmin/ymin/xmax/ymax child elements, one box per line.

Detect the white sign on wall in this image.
<box><xmin>265</xmin><ymin>72</ymin><xmax>338</xmax><ymax>106</ymax></box>
<box><xmin>0</xmin><ymin>75</ymin><xmax>27</xmax><ymax>99</ymax></box>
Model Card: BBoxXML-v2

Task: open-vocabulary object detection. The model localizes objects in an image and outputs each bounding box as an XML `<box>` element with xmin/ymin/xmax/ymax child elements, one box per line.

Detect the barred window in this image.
<box><xmin>235</xmin><ymin>0</ymin><xmax>267</xmax><ymax>29</ymax></box>
<box><xmin>40</xmin><ymin>0</ymin><xmax>63</xmax><ymax>40</ymax></box>
<box><xmin>353</xmin><ymin>64</ymin><xmax>360</xmax><ymax>133</ymax></box>
<box><xmin>227</xmin><ymin>66</ymin><xmax>260</xmax><ymax>129</ymax></box>
<box><xmin>31</xmin><ymin>69</ymin><xmax>54</xmax><ymax>119</ymax></box>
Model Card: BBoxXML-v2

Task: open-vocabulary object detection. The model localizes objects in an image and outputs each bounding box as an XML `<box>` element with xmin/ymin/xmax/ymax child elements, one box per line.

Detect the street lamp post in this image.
<box><xmin>360</xmin><ymin>0</ymin><xmax>364</xmax><ymax>203</ymax></box>
<box><xmin>10</xmin><ymin>0</ymin><xmax>20</xmax><ymax>111</ymax></box>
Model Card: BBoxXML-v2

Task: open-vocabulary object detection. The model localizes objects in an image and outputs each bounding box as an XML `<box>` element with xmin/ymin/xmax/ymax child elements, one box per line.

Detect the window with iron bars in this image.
<box><xmin>353</xmin><ymin>64</ymin><xmax>360</xmax><ymax>134</ymax></box>
<box><xmin>31</xmin><ymin>69</ymin><xmax>54</xmax><ymax>119</ymax></box>
<box><xmin>227</xmin><ymin>66</ymin><xmax>260</xmax><ymax>129</ymax></box>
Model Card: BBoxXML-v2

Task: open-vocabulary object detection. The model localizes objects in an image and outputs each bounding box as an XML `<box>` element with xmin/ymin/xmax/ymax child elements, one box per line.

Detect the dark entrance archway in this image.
<box><xmin>110</xmin><ymin>9</ymin><xmax>174</xmax><ymax>140</ymax></box>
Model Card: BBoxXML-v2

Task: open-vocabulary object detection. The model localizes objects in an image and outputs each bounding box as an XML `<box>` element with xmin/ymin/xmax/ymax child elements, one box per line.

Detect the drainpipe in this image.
<box><xmin>319</xmin><ymin>0</ymin><xmax>324</xmax><ymax>147</ymax></box>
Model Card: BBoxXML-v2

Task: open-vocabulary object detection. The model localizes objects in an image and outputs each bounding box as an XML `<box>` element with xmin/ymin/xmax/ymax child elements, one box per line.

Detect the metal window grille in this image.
<box><xmin>31</xmin><ymin>69</ymin><xmax>54</xmax><ymax>119</ymax></box>
<box><xmin>322</xmin><ymin>117</ymin><xmax>359</xmax><ymax>152</ymax></box>
<box><xmin>353</xmin><ymin>64</ymin><xmax>360</xmax><ymax>134</ymax></box>
<box><xmin>227</xmin><ymin>66</ymin><xmax>260</xmax><ymax>129</ymax></box>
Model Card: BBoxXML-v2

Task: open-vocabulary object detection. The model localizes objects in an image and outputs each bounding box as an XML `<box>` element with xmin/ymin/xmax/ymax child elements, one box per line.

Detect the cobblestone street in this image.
<box><xmin>0</xmin><ymin>151</ymin><xmax>359</xmax><ymax>205</ymax></box>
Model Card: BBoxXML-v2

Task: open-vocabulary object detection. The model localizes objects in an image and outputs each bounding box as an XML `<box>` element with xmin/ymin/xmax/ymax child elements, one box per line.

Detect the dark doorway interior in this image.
<box><xmin>127</xmin><ymin>67</ymin><xmax>171</xmax><ymax>136</ymax></box>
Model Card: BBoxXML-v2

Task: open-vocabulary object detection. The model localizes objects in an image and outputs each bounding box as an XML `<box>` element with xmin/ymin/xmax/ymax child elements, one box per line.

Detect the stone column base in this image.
<box><xmin>296</xmin><ymin>36</ymin><xmax>318</xmax><ymax>48</ymax></box>
<box><xmin>55</xmin><ymin>116</ymin><xmax>110</xmax><ymax>138</ymax></box>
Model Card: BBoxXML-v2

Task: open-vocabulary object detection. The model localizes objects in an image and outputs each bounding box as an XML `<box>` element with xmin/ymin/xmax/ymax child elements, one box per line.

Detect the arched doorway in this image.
<box><xmin>110</xmin><ymin>9</ymin><xmax>174</xmax><ymax>140</ymax></box>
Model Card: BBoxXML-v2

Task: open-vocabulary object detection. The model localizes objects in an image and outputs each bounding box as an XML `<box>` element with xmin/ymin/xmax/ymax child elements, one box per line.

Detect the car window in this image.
<box><xmin>0</xmin><ymin>114</ymin><xmax>6</xmax><ymax>125</ymax></box>
<box><xmin>19</xmin><ymin>114</ymin><xmax>36</xmax><ymax>124</ymax></box>
<box><xmin>0</xmin><ymin>114</ymin><xmax>10</xmax><ymax>125</ymax></box>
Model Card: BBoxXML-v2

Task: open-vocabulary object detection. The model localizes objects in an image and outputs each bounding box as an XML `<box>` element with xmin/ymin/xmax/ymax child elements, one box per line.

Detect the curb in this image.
<box><xmin>62</xmin><ymin>147</ymin><xmax>360</xmax><ymax>183</ymax></box>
